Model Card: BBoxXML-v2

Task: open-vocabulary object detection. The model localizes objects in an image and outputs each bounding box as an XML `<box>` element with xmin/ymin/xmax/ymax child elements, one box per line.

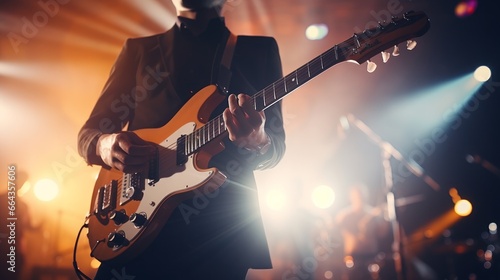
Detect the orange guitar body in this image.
<box><xmin>87</xmin><ymin>85</ymin><xmax>227</xmax><ymax>263</ymax></box>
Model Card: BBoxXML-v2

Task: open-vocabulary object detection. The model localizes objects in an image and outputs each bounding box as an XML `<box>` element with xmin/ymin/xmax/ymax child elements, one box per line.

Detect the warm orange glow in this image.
<box><xmin>409</xmin><ymin>209</ymin><xmax>463</xmax><ymax>253</ymax></box>
<box><xmin>90</xmin><ymin>258</ymin><xmax>101</xmax><ymax>269</ymax></box>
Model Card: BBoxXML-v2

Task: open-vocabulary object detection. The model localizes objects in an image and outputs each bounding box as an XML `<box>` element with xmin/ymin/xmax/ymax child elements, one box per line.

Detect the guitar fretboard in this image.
<box><xmin>180</xmin><ymin>41</ymin><xmax>351</xmax><ymax>156</ymax></box>
<box><xmin>179</xmin><ymin>10</ymin><xmax>431</xmax><ymax>156</ymax></box>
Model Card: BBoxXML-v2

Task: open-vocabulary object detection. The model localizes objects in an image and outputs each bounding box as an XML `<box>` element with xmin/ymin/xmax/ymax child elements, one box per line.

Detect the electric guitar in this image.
<box><xmin>86</xmin><ymin>11</ymin><xmax>430</xmax><ymax>263</ymax></box>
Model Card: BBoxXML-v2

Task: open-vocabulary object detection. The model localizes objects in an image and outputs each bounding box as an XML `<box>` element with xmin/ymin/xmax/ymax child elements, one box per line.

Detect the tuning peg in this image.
<box><xmin>392</xmin><ymin>45</ymin><xmax>400</xmax><ymax>56</ymax></box>
<box><xmin>381</xmin><ymin>51</ymin><xmax>391</xmax><ymax>63</ymax></box>
<box><xmin>367</xmin><ymin>60</ymin><xmax>377</xmax><ymax>73</ymax></box>
<box><xmin>406</xmin><ymin>40</ymin><xmax>417</xmax><ymax>50</ymax></box>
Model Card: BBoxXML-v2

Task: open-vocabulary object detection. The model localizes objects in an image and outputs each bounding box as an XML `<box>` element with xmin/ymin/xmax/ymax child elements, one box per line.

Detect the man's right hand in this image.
<box><xmin>97</xmin><ymin>131</ymin><xmax>157</xmax><ymax>174</ymax></box>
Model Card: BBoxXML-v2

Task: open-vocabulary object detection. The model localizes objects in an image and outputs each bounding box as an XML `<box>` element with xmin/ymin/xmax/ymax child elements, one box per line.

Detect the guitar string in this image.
<box><xmin>105</xmin><ymin>38</ymin><xmax>356</xmax><ymax>211</ymax></box>
<box><xmin>152</xmin><ymin>42</ymin><xmax>346</xmax><ymax>169</ymax></box>
<box><xmin>110</xmin><ymin>40</ymin><xmax>349</xmax><ymax>189</ymax></box>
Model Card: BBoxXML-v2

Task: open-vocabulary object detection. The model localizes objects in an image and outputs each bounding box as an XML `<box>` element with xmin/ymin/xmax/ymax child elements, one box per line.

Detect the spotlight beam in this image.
<box><xmin>346</xmin><ymin>114</ymin><xmax>441</xmax><ymax>191</ymax></box>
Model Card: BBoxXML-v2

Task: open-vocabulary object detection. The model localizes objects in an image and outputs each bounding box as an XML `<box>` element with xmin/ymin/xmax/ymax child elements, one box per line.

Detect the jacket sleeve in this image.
<box><xmin>221</xmin><ymin>36</ymin><xmax>286</xmax><ymax>171</ymax></box>
<box><xmin>77</xmin><ymin>39</ymin><xmax>137</xmax><ymax>166</ymax></box>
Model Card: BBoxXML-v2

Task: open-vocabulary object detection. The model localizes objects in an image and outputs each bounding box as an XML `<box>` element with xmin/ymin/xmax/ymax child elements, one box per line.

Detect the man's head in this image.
<box><xmin>171</xmin><ymin>0</ymin><xmax>226</xmax><ymax>12</ymax></box>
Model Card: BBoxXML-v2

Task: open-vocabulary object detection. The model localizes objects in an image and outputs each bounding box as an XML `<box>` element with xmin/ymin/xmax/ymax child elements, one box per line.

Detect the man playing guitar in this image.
<box><xmin>78</xmin><ymin>0</ymin><xmax>286</xmax><ymax>278</ymax></box>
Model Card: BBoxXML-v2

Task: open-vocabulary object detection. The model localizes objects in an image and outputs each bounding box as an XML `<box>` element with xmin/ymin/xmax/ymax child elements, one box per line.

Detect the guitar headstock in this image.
<box><xmin>341</xmin><ymin>11</ymin><xmax>430</xmax><ymax>72</ymax></box>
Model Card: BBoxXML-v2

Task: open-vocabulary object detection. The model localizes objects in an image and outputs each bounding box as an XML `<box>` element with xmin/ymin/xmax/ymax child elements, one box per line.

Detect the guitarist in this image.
<box><xmin>77</xmin><ymin>0</ymin><xmax>286</xmax><ymax>279</ymax></box>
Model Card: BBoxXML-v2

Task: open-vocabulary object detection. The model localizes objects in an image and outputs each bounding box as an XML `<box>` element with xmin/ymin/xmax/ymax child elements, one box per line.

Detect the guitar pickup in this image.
<box><xmin>95</xmin><ymin>180</ymin><xmax>118</xmax><ymax>216</ymax></box>
<box><xmin>147</xmin><ymin>147</ymin><xmax>159</xmax><ymax>186</ymax></box>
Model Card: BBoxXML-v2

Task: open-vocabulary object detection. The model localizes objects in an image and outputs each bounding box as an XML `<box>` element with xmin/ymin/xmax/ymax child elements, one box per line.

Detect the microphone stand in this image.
<box><xmin>345</xmin><ymin>114</ymin><xmax>441</xmax><ymax>280</ymax></box>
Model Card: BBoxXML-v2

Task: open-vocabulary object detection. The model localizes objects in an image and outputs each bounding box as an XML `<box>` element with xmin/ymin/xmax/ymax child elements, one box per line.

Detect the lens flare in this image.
<box><xmin>34</xmin><ymin>178</ymin><xmax>59</xmax><ymax>202</ymax></box>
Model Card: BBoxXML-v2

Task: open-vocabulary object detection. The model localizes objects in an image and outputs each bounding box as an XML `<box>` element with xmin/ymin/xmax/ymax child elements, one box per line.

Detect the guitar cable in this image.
<box><xmin>73</xmin><ymin>222</ymin><xmax>93</xmax><ymax>280</ymax></box>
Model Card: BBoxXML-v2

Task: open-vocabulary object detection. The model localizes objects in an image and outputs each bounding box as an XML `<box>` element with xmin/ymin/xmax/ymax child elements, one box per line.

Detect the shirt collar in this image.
<box><xmin>176</xmin><ymin>16</ymin><xmax>226</xmax><ymax>37</ymax></box>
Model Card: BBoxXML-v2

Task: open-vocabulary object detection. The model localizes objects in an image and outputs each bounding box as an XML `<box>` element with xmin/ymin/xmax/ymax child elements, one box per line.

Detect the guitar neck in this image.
<box><xmin>253</xmin><ymin>42</ymin><xmax>349</xmax><ymax>111</ymax></box>
<box><xmin>182</xmin><ymin>43</ymin><xmax>347</xmax><ymax>156</ymax></box>
<box><xmin>182</xmin><ymin>11</ymin><xmax>431</xmax><ymax>156</ymax></box>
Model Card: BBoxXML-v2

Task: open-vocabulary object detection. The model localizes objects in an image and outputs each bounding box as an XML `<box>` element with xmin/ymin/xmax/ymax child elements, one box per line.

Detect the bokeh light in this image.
<box><xmin>473</xmin><ymin>65</ymin><xmax>491</xmax><ymax>82</ymax></box>
<box><xmin>311</xmin><ymin>184</ymin><xmax>335</xmax><ymax>209</ymax></box>
<box><xmin>454</xmin><ymin>199</ymin><xmax>472</xmax><ymax>217</ymax></box>
<box><xmin>34</xmin><ymin>178</ymin><xmax>59</xmax><ymax>202</ymax></box>
<box><xmin>305</xmin><ymin>24</ymin><xmax>328</xmax><ymax>40</ymax></box>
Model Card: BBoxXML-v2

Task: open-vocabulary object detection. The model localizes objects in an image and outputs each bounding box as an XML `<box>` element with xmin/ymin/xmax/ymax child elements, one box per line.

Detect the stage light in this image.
<box><xmin>368</xmin><ymin>71</ymin><xmax>486</xmax><ymax>155</ymax></box>
<box><xmin>409</xmin><ymin>210</ymin><xmax>463</xmax><ymax>254</ymax></box>
<box><xmin>368</xmin><ymin>263</ymin><xmax>380</xmax><ymax>273</ymax></box>
<box><xmin>344</xmin><ymin>256</ymin><xmax>354</xmax><ymax>268</ymax></box>
<box><xmin>34</xmin><ymin>178</ymin><xmax>59</xmax><ymax>202</ymax></box>
<box><xmin>311</xmin><ymin>184</ymin><xmax>335</xmax><ymax>209</ymax></box>
<box><xmin>489</xmin><ymin>222</ymin><xmax>497</xmax><ymax>234</ymax></box>
<box><xmin>449</xmin><ymin>187</ymin><xmax>460</xmax><ymax>203</ymax></box>
<box><xmin>454</xmin><ymin>199</ymin><xmax>472</xmax><ymax>217</ymax></box>
<box><xmin>455</xmin><ymin>0</ymin><xmax>478</xmax><ymax>18</ymax></box>
<box><xmin>266</xmin><ymin>189</ymin><xmax>287</xmax><ymax>211</ymax></box>
<box><xmin>305</xmin><ymin>24</ymin><xmax>328</xmax><ymax>40</ymax></box>
<box><xmin>474</xmin><ymin>66</ymin><xmax>491</xmax><ymax>82</ymax></box>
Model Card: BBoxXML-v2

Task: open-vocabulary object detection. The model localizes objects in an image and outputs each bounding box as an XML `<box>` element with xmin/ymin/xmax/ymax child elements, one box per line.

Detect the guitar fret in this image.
<box><xmin>309</xmin><ymin>58</ymin><xmax>322</xmax><ymax>78</ymax></box>
<box><xmin>190</xmin><ymin>132</ymin><xmax>194</xmax><ymax>152</ymax></box>
<box><xmin>196</xmin><ymin>130</ymin><xmax>200</xmax><ymax>149</ymax></box>
<box><xmin>205</xmin><ymin>124</ymin><xmax>210</xmax><ymax>143</ymax></box>
<box><xmin>213</xmin><ymin>121</ymin><xmax>216</xmax><ymax>140</ymax></box>
<box><xmin>273</xmin><ymin>83</ymin><xmax>276</xmax><ymax>99</ymax></box>
<box><xmin>320</xmin><ymin>54</ymin><xmax>324</xmax><ymax>69</ymax></box>
<box><xmin>218</xmin><ymin>120</ymin><xmax>221</xmax><ymax>137</ymax></box>
<box><xmin>208</xmin><ymin>121</ymin><xmax>215</xmax><ymax>141</ymax></box>
<box><xmin>191</xmin><ymin>133</ymin><xmax>195</xmax><ymax>152</ymax></box>
<box><xmin>184</xmin><ymin>135</ymin><xmax>189</xmax><ymax>155</ymax></box>
<box><xmin>283</xmin><ymin>77</ymin><xmax>287</xmax><ymax>93</ymax></box>
<box><xmin>219</xmin><ymin>118</ymin><xmax>224</xmax><ymax>135</ymax></box>
<box><xmin>262</xmin><ymin>88</ymin><xmax>266</xmax><ymax>107</ymax></box>
<box><xmin>192</xmin><ymin>133</ymin><xmax>196</xmax><ymax>152</ymax></box>
<box><xmin>218</xmin><ymin>118</ymin><xmax>221</xmax><ymax>135</ymax></box>
<box><xmin>205</xmin><ymin>125</ymin><xmax>212</xmax><ymax>143</ymax></box>
<box><xmin>284</xmin><ymin>74</ymin><xmax>299</xmax><ymax>93</ymax></box>
<box><xmin>204</xmin><ymin>126</ymin><xmax>208</xmax><ymax>144</ymax></box>
<box><xmin>307</xmin><ymin>62</ymin><xmax>311</xmax><ymax>77</ymax></box>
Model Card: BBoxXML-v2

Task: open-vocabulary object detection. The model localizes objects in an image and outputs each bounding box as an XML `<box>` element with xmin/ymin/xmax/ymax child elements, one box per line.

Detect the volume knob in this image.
<box><xmin>130</xmin><ymin>212</ymin><xmax>147</xmax><ymax>228</ymax></box>
<box><xmin>109</xmin><ymin>210</ymin><xmax>128</xmax><ymax>225</ymax></box>
<box><xmin>107</xmin><ymin>231</ymin><xmax>126</xmax><ymax>247</ymax></box>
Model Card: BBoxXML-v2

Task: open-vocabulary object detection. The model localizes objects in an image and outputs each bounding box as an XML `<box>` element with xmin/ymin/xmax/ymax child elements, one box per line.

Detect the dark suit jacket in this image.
<box><xmin>78</xmin><ymin>21</ymin><xmax>286</xmax><ymax>277</ymax></box>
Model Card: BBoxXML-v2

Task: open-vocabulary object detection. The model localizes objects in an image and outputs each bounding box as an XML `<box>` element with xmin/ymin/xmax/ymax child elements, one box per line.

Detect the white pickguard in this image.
<box><xmin>114</xmin><ymin>122</ymin><xmax>215</xmax><ymax>244</ymax></box>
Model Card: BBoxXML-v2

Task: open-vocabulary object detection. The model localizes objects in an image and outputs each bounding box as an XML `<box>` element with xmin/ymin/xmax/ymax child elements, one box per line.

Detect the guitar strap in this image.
<box><xmin>216</xmin><ymin>30</ymin><xmax>238</xmax><ymax>95</ymax></box>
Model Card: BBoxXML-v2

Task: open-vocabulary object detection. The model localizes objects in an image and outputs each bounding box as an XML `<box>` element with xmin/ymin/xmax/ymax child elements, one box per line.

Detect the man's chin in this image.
<box><xmin>181</xmin><ymin>0</ymin><xmax>225</xmax><ymax>10</ymax></box>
